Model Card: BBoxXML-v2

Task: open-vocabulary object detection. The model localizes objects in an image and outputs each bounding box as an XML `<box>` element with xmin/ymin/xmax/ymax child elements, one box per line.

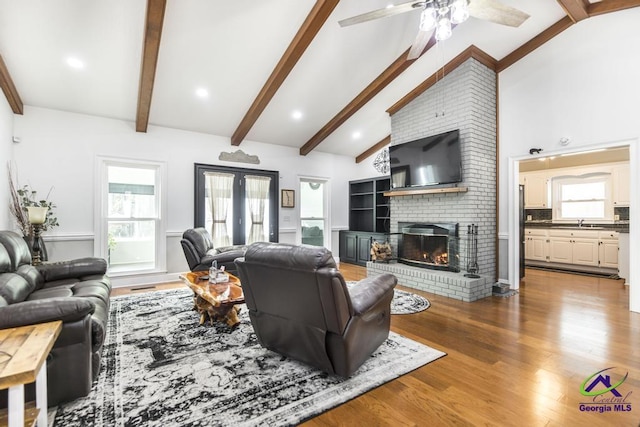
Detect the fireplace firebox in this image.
<box><xmin>397</xmin><ymin>222</ymin><xmax>459</xmax><ymax>272</ymax></box>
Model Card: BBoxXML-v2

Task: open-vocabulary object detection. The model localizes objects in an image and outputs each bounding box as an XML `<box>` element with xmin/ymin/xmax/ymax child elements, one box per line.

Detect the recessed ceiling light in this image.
<box><xmin>66</xmin><ymin>57</ymin><xmax>85</xmax><ymax>69</ymax></box>
<box><xmin>291</xmin><ymin>110</ymin><xmax>303</xmax><ymax>120</ymax></box>
<box><xmin>352</xmin><ymin>131</ymin><xmax>362</xmax><ymax>139</ymax></box>
<box><xmin>195</xmin><ymin>88</ymin><xmax>209</xmax><ymax>98</ymax></box>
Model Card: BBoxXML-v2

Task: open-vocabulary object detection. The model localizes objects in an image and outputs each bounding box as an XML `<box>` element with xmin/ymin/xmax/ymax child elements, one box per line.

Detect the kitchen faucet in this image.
<box><xmin>578</xmin><ymin>219</ymin><xmax>584</xmax><ymax>227</ymax></box>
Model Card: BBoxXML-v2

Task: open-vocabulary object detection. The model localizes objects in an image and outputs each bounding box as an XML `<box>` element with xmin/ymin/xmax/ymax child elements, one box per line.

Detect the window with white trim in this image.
<box><xmin>97</xmin><ymin>158</ymin><xmax>166</xmax><ymax>274</ymax></box>
<box><xmin>552</xmin><ymin>174</ymin><xmax>612</xmax><ymax>221</ymax></box>
<box><xmin>299</xmin><ymin>178</ymin><xmax>330</xmax><ymax>248</ymax></box>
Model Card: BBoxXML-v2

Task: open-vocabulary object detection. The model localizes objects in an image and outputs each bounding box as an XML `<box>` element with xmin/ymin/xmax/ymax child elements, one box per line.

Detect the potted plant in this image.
<box><xmin>8</xmin><ymin>171</ymin><xmax>59</xmax><ymax>261</ymax></box>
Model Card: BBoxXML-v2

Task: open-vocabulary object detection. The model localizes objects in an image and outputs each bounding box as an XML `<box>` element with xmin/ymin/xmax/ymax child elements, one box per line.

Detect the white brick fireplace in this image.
<box><xmin>367</xmin><ymin>57</ymin><xmax>497</xmax><ymax>302</ymax></box>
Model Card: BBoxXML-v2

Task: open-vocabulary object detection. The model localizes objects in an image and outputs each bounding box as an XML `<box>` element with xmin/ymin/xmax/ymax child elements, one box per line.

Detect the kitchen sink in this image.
<box><xmin>552</xmin><ymin>226</ymin><xmax>607</xmax><ymax>230</ymax></box>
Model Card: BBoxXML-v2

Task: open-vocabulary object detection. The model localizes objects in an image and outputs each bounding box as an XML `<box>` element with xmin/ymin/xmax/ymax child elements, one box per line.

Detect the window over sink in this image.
<box><xmin>551</xmin><ymin>173</ymin><xmax>613</xmax><ymax>222</ymax></box>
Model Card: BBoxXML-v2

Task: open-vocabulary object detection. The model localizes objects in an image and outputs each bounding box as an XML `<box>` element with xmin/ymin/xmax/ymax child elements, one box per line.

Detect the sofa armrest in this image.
<box><xmin>36</xmin><ymin>258</ymin><xmax>107</xmax><ymax>282</ymax></box>
<box><xmin>0</xmin><ymin>298</ymin><xmax>95</xmax><ymax>329</ymax></box>
<box><xmin>348</xmin><ymin>273</ymin><xmax>397</xmax><ymax>316</ymax></box>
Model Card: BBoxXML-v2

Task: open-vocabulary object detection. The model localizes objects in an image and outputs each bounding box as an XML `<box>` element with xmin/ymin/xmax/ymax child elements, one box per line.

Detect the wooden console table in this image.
<box><xmin>0</xmin><ymin>321</ymin><xmax>62</xmax><ymax>427</ymax></box>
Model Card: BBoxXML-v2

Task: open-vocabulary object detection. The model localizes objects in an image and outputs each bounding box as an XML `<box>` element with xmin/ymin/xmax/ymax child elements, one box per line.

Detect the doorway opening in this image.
<box><xmin>508</xmin><ymin>140</ymin><xmax>640</xmax><ymax>311</ymax></box>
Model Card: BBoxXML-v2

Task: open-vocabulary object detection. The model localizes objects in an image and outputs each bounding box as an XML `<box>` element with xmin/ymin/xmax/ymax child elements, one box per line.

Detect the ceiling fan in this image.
<box><xmin>339</xmin><ymin>0</ymin><xmax>530</xmax><ymax>60</ymax></box>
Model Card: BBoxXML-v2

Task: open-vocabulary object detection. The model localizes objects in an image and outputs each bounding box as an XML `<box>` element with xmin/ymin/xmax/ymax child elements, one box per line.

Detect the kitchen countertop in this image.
<box><xmin>525</xmin><ymin>221</ymin><xmax>629</xmax><ymax>233</ymax></box>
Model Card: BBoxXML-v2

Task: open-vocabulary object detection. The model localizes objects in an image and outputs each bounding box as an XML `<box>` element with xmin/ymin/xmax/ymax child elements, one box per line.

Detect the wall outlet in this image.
<box><xmin>526</xmin><ymin>215</ymin><xmax>532</xmax><ymax>221</ymax></box>
<box><xmin>614</xmin><ymin>214</ymin><xmax>620</xmax><ymax>221</ymax></box>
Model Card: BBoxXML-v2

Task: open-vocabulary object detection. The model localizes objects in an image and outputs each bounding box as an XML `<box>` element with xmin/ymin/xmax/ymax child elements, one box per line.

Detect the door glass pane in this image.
<box><xmin>300</xmin><ymin>181</ymin><xmax>325</xmax><ymax>247</ymax></box>
<box><xmin>245</xmin><ymin>175</ymin><xmax>271</xmax><ymax>244</ymax></box>
<box><xmin>107</xmin><ymin>165</ymin><xmax>157</xmax><ymax>271</ymax></box>
<box><xmin>204</xmin><ymin>172</ymin><xmax>234</xmax><ymax>247</ymax></box>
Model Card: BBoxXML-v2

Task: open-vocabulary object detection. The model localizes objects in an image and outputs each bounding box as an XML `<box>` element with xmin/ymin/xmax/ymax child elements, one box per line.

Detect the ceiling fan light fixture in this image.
<box><xmin>450</xmin><ymin>0</ymin><xmax>469</xmax><ymax>24</ymax></box>
<box><xmin>419</xmin><ymin>6</ymin><xmax>437</xmax><ymax>31</ymax></box>
<box><xmin>435</xmin><ymin>16</ymin><xmax>452</xmax><ymax>41</ymax></box>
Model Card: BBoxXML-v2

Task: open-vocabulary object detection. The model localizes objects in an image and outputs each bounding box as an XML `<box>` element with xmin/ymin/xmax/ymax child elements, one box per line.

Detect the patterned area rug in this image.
<box><xmin>346</xmin><ymin>282</ymin><xmax>431</xmax><ymax>315</ymax></box>
<box><xmin>54</xmin><ymin>288</ymin><xmax>444</xmax><ymax>426</ymax></box>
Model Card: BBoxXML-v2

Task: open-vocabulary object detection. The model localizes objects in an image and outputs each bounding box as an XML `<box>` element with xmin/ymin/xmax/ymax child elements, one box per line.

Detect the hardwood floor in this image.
<box><xmin>112</xmin><ymin>266</ymin><xmax>640</xmax><ymax>426</ymax></box>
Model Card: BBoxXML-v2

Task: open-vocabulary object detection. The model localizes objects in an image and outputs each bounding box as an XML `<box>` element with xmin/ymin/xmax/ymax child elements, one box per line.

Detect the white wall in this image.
<box><xmin>498</xmin><ymin>9</ymin><xmax>640</xmax><ymax>311</ymax></box>
<box><xmin>12</xmin><ymin>106</ymin><xmax>373</xmax><ymax>285</ymax></box>
<box><xmin>0</xmin><ymin>97</ymin><xmax>13</xmax><ymax>229</ymax></box>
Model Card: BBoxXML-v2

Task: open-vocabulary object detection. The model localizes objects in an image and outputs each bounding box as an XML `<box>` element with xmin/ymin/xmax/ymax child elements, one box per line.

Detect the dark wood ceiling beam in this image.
<box><xmin>387</xmin><ymin>45</ymin><xmax>496</xmax><ymax>115</ymax></box>
<box><xmin>588</xmin><ymin>0</ymin><xmax>640</xmax><ymax>16</ymax></box>
<box><xmin>496</xmin><ymin>16</ymin><xmax>574</xmax><ymax>73</ymax></box>
<box><xmin>497</xmin><ymin>2</ymin><xmax>640</xmax><ymax>73</ymax></box>
<box><xmin>0</xmin><ymin>54</ymin><xmax>23</xmax><ymax>114</ymax></box>
<box><xmin>303</xmin><ymin>3</ymin><xmax>640</xmax><ymax>156</ymax></box>
<box><xmin>355</xmin><ymin>135</ymin><xmax>390</xmax><ymax>163</ymax></box>
<box><xmin>231</xmin><ymin>0</ymin><xmax>340</xmax><ymax>146</ymax></box>
<box><xmin>556</xmin><ymin>0</ymin><xmax>589</xmax><ymax>22</ymax></box>
<box><xmin>300</xmin><ymin>37</ymin><xmax>437</xmax><ymax>156</ymax></box>
<box><xmin>136</xmin><ymin>0</ymin><xmax>166</xmax><ymax>133</ymax></box>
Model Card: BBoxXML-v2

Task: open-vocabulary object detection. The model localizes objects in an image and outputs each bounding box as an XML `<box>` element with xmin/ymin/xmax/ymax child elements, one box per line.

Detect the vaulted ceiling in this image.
<box><xmin>1</xmin><ymin>0</ymin><xmax>638</xmax><ymax>161</ymax></box>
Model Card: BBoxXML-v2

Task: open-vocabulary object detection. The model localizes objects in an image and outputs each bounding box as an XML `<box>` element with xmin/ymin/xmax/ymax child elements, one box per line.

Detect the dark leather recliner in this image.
<box><xmin>180</xmin><ymin>228</ymin><xmax>246</xmax><ymax>274</ymax></box>
<box><xmin>0</xmin><ymin>230</ymin><xmax>111</xmax><ymax>406</ymax></box>
<box><xmin>235</xmin><ymin>242</ymin><xmax>397</xmax><ymax>377</ymax></box>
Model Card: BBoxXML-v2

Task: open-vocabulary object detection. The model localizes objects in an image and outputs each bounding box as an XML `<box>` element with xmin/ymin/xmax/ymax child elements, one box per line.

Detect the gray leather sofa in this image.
<box><xmin>235</xmin><ymin>242</ymin><xmax>397</xmax><ymax>377</ymax></box>
<box><xmin>0</xmin><ymin>231</ymin><xmax>111</xmax><ymax>406</ymax></box>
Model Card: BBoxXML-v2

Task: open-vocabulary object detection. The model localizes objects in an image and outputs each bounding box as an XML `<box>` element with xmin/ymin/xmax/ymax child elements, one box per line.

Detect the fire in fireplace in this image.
<box><xmin>397</xmin><ymin>222</ymin><xmax>459</xmax><ymax>272</ymax></box>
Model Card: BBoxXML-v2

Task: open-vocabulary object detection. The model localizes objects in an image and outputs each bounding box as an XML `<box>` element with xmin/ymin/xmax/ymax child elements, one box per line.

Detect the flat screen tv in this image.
<box><xmin>389</xmin><ymin>129</ymin><xmax>462</xmax><ymax>189</ymax></box>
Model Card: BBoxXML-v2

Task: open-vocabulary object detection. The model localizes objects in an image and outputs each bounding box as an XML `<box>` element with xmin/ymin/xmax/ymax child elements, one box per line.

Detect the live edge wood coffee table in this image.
<box><xmin>0</xmin><ymin>320</ymin><xmax>62</xmax><ymax>427</ymax></box>
<box><xmin>180</xmin><ymin>271</ymin><xmax>245</xmax><ymax>328</ymax></box>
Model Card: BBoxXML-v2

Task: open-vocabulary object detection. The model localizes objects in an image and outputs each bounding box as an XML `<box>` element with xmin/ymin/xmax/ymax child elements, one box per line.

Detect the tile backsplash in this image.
<box><xmin>525</xmin><ymin>207</ymin><xmax>629</xmax><ymax>222</ymax></box>
<box><xmin>615</xmin><ymin>206</ymin><xmax>629</xmax><ymax>221</ymax></box>
<box><xmin>526</xmin><ymin>209</ymin><xmax>552</xmax><ymax>222</ymax></box>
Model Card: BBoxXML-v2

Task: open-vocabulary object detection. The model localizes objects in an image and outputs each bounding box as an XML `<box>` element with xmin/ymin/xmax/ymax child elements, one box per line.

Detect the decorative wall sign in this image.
<box><xmin>281</xmin><ymin>189</ymin><xmax>295</xmax><ymax>208</ymax></box>
<box><xmin>219</xmin><ymin>149</ymin><xmax>260</xmax><ymax>164</ymax></box>
<box><xmin>373</xmin><ymin>148</ymin><xmax>390</xmax><ymax>174</ymax></box>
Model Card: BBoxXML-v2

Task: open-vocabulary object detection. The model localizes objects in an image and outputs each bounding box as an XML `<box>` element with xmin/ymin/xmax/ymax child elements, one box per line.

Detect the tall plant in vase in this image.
<box><xmin>8</xmin><ymin>167</ymin><xmax>59</xmax><ymax>261</ymax></box>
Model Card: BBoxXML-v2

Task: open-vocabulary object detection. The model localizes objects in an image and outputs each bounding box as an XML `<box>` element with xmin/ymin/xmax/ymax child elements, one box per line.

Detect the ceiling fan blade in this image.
<box><xmin>338</xmin><ymin>1</ymin><xmax>424</xmax><ymax>27</ymax></box>
<box><xmin>467</xmin><ymin>0</ymin><xmax>530</xmax><ymax>27</ymax></box>
<box><xmin>407</xmin><ymin>29</ymin><xmax>434</xmax><ymax>60</ymax></box>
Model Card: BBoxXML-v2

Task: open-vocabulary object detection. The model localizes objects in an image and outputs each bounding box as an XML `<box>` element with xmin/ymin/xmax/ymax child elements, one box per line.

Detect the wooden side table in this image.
<box><xmin>0</xmin><ymin>321</ymin><xmax>62</xmax><ymax>427</ymax></box>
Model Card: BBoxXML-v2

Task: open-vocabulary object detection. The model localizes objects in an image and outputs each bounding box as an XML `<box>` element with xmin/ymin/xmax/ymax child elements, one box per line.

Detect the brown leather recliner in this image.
<box><xmin>235</xmin><ymin>242</ymin><xmax>397</xmax><ymax>377</ymax></box>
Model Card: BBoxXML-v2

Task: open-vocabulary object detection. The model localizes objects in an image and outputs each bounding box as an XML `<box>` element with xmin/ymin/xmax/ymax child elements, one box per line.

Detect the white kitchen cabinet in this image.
<box><xmin>528</xmin><ymin>227</ymin><xmax>619</xmax><ymax>271</ymax></box>
<box><xmin>572</xmin><ymin>238</ymin><xmax>599</xmax><ymax>267</ymax></box>
<box><xmin>523</xmin><ymin>172</ymin><xmax>549</xmax><ymax>208</ymax></box>
<box><xmin>598</xmin><ymin>231</ymin><xmax>619</xmax><ymax>270</ymax></box>
<box><xmin>548</xmin><ymin>237</ymin><xmax>572</xmax><ymax>263</ymax></box>
<box><xmin>522</xmin><ymin>172</ymin><xmax>549</xmax><ymax>208</ymax></box>
<box><xmin>612</xmin><ymin>163</ymin><xmax>630</xmax><ymax>206</ymax></box>
<box><xmin>524</xmin><ymin>229</ymin><xmax>548</xmax><ymax>261</ymax></box>
<box><xmin>548</xmin><ymin>229</ymin><xmax>600</xmax><ymax>267</ymax></box>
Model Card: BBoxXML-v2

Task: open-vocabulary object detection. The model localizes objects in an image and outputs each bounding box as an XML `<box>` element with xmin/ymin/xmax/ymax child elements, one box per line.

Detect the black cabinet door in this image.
<box><xmin>356</xmin><ymin>235</ymin><xmax>372</xmax><ymax>266</ymax></box>
<box><xmin>340</xmin><ymin>232</ymin><xmax>357</xmax><ymax>264</ymax></box>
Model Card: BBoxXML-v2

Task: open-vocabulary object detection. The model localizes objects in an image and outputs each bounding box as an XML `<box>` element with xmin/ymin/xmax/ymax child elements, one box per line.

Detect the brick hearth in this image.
<box><xmin>367</xmin><ymin>261</ymin><xmax>492</xmax><ymax>302</ymax></box>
